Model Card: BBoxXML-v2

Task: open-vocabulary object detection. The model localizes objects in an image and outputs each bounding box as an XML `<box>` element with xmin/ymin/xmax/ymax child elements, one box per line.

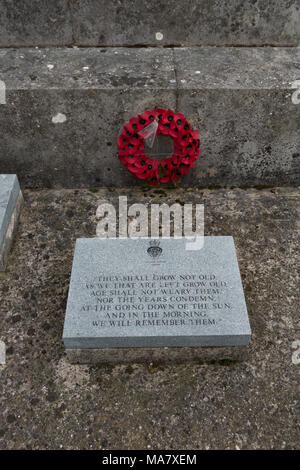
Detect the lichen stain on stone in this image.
<box><xmin>207</xmin><ymin>167</ymin><xmax>217</xmax><ymax>177</ymax></box>
<box><xmin>55</xmin><ymin>357</ymin><xmax>90</xmax><ymax>390</ymax></box>
<box><xmin>52</xmin><ymin>113</ymin><xmax>67</xmax><ymax>124</ymax></box>
<box><xmin>196</xmin><ymin>168</ymin><xmax>217</xmax><ymax>178</ymax></box>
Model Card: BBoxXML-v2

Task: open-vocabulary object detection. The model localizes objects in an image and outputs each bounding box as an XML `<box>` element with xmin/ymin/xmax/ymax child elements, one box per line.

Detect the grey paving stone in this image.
<box><xmin>0</xmin><ymin>187</ymin><xmax>299</xmax><ymax>449</ymax></box>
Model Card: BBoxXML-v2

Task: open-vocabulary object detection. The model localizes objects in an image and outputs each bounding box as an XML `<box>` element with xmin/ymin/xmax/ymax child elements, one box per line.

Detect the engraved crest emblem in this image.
<box><xmin>147</xmin><ymin>240</ymin><xmax>162</xmax><ymax>258</ymax></box>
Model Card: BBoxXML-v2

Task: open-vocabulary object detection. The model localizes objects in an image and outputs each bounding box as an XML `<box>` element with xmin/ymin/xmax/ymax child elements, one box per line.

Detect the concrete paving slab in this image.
<box><xmin>0</xmin><ymin>187</ymin><xmax>298</xmax><ymax>449</ymax></box>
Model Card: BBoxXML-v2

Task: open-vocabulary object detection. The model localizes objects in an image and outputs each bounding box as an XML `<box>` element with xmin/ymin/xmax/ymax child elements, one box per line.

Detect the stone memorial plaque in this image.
<box><xmin>63</xmin><ymin>237</ymin><xmax>251</xmax><ymax>350</ymax></box>
<box><xmin>0</xmin><ymin>175</ymin><xmax>23</xmax><ymax>271</ymax></box>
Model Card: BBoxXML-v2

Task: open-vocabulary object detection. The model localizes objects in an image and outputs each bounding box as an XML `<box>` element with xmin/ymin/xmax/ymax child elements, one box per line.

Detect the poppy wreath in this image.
<box><xmin>117</xmin><ymin>108</ymin><xmax>201</xmax><ymax>186</ymax></box>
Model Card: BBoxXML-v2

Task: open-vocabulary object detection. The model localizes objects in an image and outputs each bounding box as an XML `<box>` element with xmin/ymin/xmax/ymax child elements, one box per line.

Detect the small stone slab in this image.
<box><xmin>0</xmin><ymin>175</ymin><xmax>23</xmax><ymax>271</ymax></box>
<box><xmin>63</xmin><ymin>237</ymin><xmax>251</xmax><ymax>352</ymax></box>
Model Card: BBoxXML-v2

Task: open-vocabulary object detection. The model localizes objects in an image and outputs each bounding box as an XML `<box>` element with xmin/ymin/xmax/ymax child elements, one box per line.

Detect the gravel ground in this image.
<box><xmin>0</xmin><ymin>187</ymin><xmax>299</xmax><ymax>449</ymax></box>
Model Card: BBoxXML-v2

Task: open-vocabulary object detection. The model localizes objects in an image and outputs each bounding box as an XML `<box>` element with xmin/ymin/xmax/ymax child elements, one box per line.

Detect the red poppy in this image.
<box><xmin>126</xmin><ymin>116</ymin><xmax>143</xmax><ymax>134</ymax></box>
<box><xmin>156</xmin><ymin>108</ymin><xmax>166</xmax><ymax>122</ymax></box>
<box><xmin>148</xmin><ymin>170</ymin><xmax>160</xmax><ymax>186</ymax></box>
<box><xmin>141</xmin><ymin>109</ymin><xmax>157</xmax><ymax>123</ymax></box>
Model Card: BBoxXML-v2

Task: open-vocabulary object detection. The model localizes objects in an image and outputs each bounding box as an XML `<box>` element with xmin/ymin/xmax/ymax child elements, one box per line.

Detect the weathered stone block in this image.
<box><xmin>175</xmin><ymin>47</ymin><xmax>300</xmax><ymax>187</ymax></box>
<box><xmin>0</xmin><ymin>47</ymin><xmax>299</xmax><ymax>188</ymax></box>
<box><xmin>0</xmin><ymin>47</ymin><xmax>176</xmax><ymax>188</ymax></box>
<box><xmin>72</xmin><ymin>0</ymin><xmax>300</xmax><ymax>46</ymax></box>
<box><xmin>0</xmin><ymin>175</ymin><xmax>23</xmax><ymax>271</ymax></box>
<box><xmin>0</xmin><ymin>0</ymin><xmax>72</xmax><ymax>46</ymax></box>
